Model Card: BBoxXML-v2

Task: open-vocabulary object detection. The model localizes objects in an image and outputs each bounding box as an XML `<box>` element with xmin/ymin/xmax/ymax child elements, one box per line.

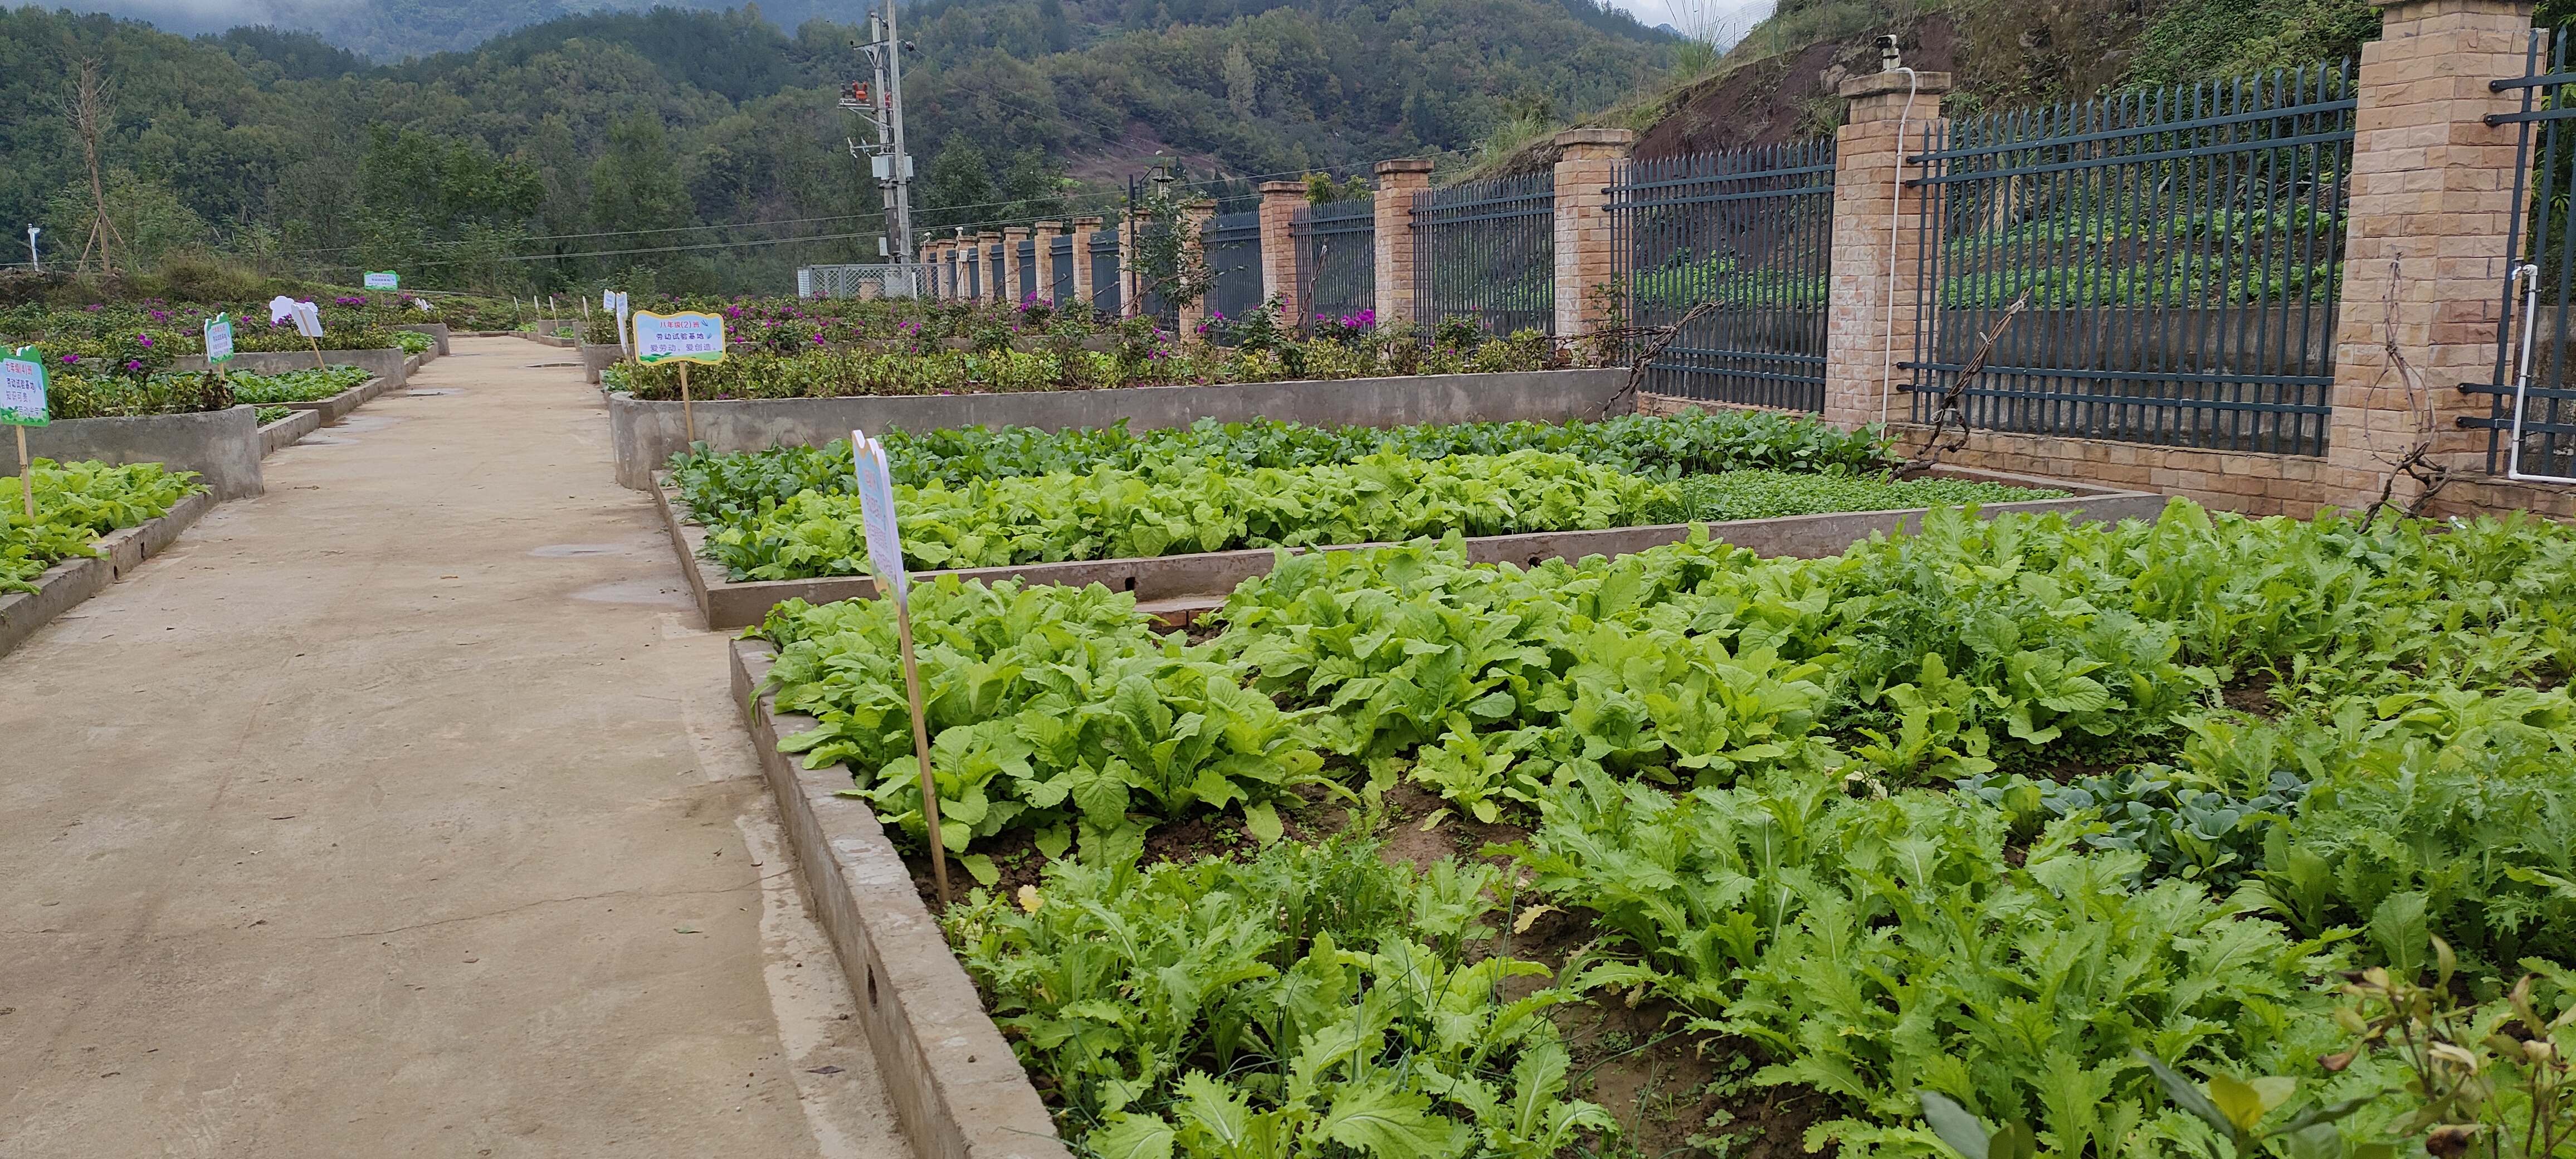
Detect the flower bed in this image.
<box><xmin>741</xmin><ymin>501</ymin><xmax>2576</xmax><ymax>1158</ymax></box>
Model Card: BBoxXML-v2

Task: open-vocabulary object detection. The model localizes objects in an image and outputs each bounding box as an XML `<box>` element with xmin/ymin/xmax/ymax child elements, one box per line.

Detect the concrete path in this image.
<box><xmin>0</xmin><ymin>339</ymin><xmax>908</xmax><ymax>1157</ymax></box>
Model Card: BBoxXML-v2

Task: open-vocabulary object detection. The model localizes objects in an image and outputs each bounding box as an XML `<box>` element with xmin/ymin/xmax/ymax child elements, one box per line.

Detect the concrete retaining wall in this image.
<box><xmin>280</xmin><ymin>374</ymin><xmax>400</xmax><ymax>425</ymax></box>
<box><xmin>389</xmin><ymin>323</ymin><xmax>451</xmax><ymax>356</ymax></box>
<box><xmin>23</xmin><ymin>406</ymin><xmax>263</xmax><ymax>499</ymax></box>
<box><xmin>0</xmin><ymin>488</ymin><xmax>216</xmax><ymax>659</ymax></box>
<box><xmin>170</xmin><ymin>347</ymin><xmax>410</xmax><ymax>389</ymax></box>
<box><xmin>732</xmin><ymin>640</ymin><xmax>1074</xmax><ymax>1159</ymax></box>
<box><xmin>608</xmin><ymin>368</ymin><xmax>1631</xmax><ymax>490</ymax></box>
<box><xmin>258</xmin><ymin>408</ymin><xmax>321</xmax><ymax>456</ymax></box>
<box><xmin>660</xmin><ymin>467</ymin><xmax>2169</xmax><ymax>630</ymax></box>
<box><xmin>580</xmin><ymin>343</ymin><xmax>623</xmax><ymax>384</ymax></box>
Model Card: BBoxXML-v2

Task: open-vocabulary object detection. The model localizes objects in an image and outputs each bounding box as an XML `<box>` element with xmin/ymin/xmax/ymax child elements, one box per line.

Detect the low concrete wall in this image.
<box><xmin>170</xmin><ymin>347</ymin><xmax>409</xmax><ymax>389</ymax></box>
<box><xmin>732</xmin><ymin>641</ymin><xmax>1074</xmax><ymax>1159</ymax></box>
<box><xmin>258</xmin><ymin>408</ymin><xmax>321</xmax><ymax>456</ymax></box>
<box><xmin>608</xmin><ymin>368</ymin><xmax>1631</xmax><ymax>489</ymax></box>
<box><xmin>24</xmin><ymin>406</ymin><xmax>263</xmax><ymax>499</ymax></box>
<box><xmin>0</xmin><ymin>488</ymin><xmax>216</xmax><ymax>659</ymax></box>
<box><xmin>580</xmin><ymin>343</ymin><xmax>623</xmax><ymax>384</ymax></box>
<box><xmin>660</xmin><ymin>468</ymin><xmax>2168</xmax><ymax>630</ymax></box>
<box><xmin>389</xmin><ymin>323</ymin><xmax>451</xmax><ymax>356</ymax></box>
<box><xmin>518</xmin><ymin>332</ymin><xmax>576</xmax><ymax>348</ymax></box>
<box><xmin>281</xmin><ymin>374</ymin><xmax>399</xmax><ymax>425</ymax></box>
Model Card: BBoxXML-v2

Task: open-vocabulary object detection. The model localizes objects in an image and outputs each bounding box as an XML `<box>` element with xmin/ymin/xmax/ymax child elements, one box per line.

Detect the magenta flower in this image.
<box><xmin>137</xmin><ymin>335</ymin><xmax>153</xmax><ymax>347</ymax></box>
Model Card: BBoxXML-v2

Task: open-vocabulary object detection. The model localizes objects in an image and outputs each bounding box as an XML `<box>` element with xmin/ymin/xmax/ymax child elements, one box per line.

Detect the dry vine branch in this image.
<box><xmin>1593</xmin><ymin>301</ymin><xmax>1719</xmax><ymax>419</ymax></box>
<box><xmin>1896</xmin><ymin>290</ymin><xmax>2031</xmax><ymax>478</ymax></box>
<box><xmin>2357</xmin><ymin>253</ymin><xmax>2455</xmax><ymax>521</ymax></box>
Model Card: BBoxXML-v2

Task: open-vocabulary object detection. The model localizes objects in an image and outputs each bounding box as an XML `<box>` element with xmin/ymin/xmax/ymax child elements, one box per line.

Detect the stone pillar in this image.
<box><xmin>1002</xmin><ymin>226</ymin><xmax>1031</xmax><ymax>306</ymax></box>
<box><xmin>1552</xmin><ymin>128</ymin><xmax>1636</xmax><ymax>349</ymax></box>
<box><xmin>2325</xmin><ymin>0</ymin><xmax>2535</xmax><ymax>510</ymax></box>
<box><xmin>1069</xmin><ymin>215</ymin><xmax>1103</xmax><ymax>312</ymax></box>
<box><xmin>1373</xmin><ymin>158</ymin><xmax>1436</xmax><ymax>329</ymax></box>
<box><xmin>1175</xmin><ymin>199</ymin><xmax>1218</xmax><ymax>338</ymax></box>
<box><xmin>1822</xmin><ymin>69</ymin><xmax>1953</xmax><ymax>432</ymax></box>
<box><xmin>1257</xmin><ymin>181</ymin><xmax>1306</xmax><ymax>322</ymax></box>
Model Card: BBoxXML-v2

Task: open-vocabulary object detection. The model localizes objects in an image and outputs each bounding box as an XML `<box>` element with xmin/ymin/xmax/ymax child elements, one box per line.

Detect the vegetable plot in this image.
<box><xmin>1</xmin><ymin>458</ymin><xmax>203</xmax><ymax>590</ymax></box>
<box><xmin>677</xmin><ymin>412</ymin><xmax>2056</xmax><ymax>582</ymax></box>
<box><xmin>750</xmin><ymin>502</ymin><xmax>2576</xmax><ymax>1157</ymax></box>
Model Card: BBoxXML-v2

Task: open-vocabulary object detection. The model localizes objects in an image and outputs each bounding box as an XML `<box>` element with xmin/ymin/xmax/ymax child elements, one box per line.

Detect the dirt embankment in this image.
<box><xmin>1633</xmin><ymin>17</ymin><xmax>1963</xmax><ymax>160</ymax></box>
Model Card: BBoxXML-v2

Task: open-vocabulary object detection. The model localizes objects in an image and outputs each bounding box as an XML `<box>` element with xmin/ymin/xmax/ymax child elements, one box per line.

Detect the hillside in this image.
<box><xmin>4</xmin><ymin>1</ymin><xmax>1674</xmax><ymax>294</ymax></box>
<box><xmin>1476</xmin><ymin>0</ymin><xmax>2393</xmax><ymax>175</ymax></box>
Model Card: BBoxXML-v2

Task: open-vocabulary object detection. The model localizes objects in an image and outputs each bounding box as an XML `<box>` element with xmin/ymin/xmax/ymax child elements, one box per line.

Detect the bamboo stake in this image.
<box><xmin>16</xmin><ymin>426</ymin><xmax>31</xmax><ymax>523</ymax></box>
<box><xmin>894</xmin><ymin>595</ymin><xmax>947</xmax><ymax>905</ymax></box>
<box><xmin>679</xmin><ymin>361</ymin><xmax>694</xmax><ymax>444</ymax></box>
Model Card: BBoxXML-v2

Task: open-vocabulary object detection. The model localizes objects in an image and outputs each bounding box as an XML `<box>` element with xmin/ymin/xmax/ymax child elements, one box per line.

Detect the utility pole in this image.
<box><xmin>842</xmin><ymin>3</ymin><xmax>916</xmax><ymax>269</ymax></box>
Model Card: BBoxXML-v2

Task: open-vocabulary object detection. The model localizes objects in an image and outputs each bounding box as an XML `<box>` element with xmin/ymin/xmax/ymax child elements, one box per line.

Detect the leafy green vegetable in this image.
<box><xmin>225</xmin><ymin>366</ymin><xmax>372</xmax><ymax>404</ymax></box>
<box><xmin>1</xmin><ymin>458</ymin><xmax>204</xmax><ymax>591</ymax></box>
<box><xmin>947</xmin><ymin>836</ymin><xmax>1612</xmax><ymax>1156</ymax></box>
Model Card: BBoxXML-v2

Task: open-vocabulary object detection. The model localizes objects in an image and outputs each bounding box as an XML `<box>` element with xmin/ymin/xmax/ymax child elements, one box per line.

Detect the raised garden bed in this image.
<box><xmin>25</xmin><ymin>406</ymin><xmax>265</xmax><ymax>499</ymax></box>
<box><xmin>731</xmin><ymin>504</ymin><xmax>2576</xmax><ymax>1159</ymax></box>
<box><xmin>658</xmin><ymin>463</ymin><xmax>2162</xmax><ymax>630</ymax></box>
<box><xmin>1</xmin><ymin>471</ymin><xmax>214</xmax><ymax>659</ymax></box>
<box><xmin>258</xmin><ymin>408</ymin><xmax>321</xmax><ymax>456</ymax></box>
<box><xmin>170</xmin><ymin>347</ymin><xmax>412</xmax><ymax>388</ymax></box>
<box><xmin>608</xmin><ymin>368</ymin><xmax>1629</xmax><ymax>490</ymax></box>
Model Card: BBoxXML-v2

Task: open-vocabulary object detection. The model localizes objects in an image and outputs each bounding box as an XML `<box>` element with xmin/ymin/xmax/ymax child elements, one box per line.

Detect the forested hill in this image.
<box><xmin>2</xmin><ymin>2</ymin><xmax>1671</xmax><ymax>295</ymax></box>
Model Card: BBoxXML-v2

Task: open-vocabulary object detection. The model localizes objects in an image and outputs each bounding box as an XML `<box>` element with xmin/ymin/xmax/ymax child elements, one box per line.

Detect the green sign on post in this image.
<box><xmin>3</xmin><ymin>346</ymin><xmax>46</xmax><ymax>524</ymax></box>
<box><xmin>363</xmin><ymin>271</ymin><xmax>399</xmax><ymax>290</ymax></box>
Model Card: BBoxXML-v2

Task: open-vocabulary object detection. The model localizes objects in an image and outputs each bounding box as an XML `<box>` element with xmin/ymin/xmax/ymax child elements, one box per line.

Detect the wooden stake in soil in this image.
<box><xmin>894</xmin><ymin>593</ymin><xmax>947</xmax><ymax>904</ymax></box>
<box><xmin>679</xmin><ymin>362</ymin><xmax>694</xmax><ymax>444</ymax></box>
<box><xmin>14</xmin><ymin>426</ymin><xmax>29</xmax><ymax>523</ymax></box>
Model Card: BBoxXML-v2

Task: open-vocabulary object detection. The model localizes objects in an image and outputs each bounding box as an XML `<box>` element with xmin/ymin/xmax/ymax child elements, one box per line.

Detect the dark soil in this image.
<box><xmin>2223</xmin><ymin>670</ymin><xmax>2284</xmax><ymax>718</ymax></box>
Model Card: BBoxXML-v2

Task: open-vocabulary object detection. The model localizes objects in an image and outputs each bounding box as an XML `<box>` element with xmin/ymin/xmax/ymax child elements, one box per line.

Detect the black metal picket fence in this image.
<box><xmin>1051</xmin><ymin>233</ymin><xmax>1076</xmax><ymax>306</ymax></box>
<box><xmin>2471</xmin><ymin>28</ymin><xmax>2576</xmax><ymax>481</ymax></box>
<box><xmin>1204</xmin><ymin>211</ymin><xmax>1265</xmax><ymax>325</ymax></box>
<box><xmin>1294</xmin><ymin>198</ymin><xmax>1375</xmax><ymax>328</ymax></box>
<box><xmin>1089</xmin><ymin>230</ymin><xmax>1121</xmax><ymax>315</ymax></box>
<box><xmin>1611</xmin><ymin>140</ymin><xmax>1837</xmax><ymax>411</ymax></box>
<box><xmin>1413</xmin><ymin>173</ymin><xmax>1554</xmax><ymax>338</ymax></box>
<box><xmin>1905</xmin><ymin>61</ymin><xmax>2356</xmax><ymax>456</ymax></box>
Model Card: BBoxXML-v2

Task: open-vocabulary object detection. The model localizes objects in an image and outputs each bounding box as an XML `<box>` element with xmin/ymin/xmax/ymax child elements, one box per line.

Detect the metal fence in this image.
<box><xmin>1414</xmin><ymin>173</ymin><xmax>1554</xmax><ymax>338</ymax></box>
<box><xmin>1090</xmin><ymin>230</ymin><xmax>1122</xmax><ymax>315</ymax></box>
<box><xmin>1611</xmin><ymin>141</ymin><xmax>1836</xmax><ymax>411</ymax></box>
<box><xmin>798</xmin><ymin>264</ymin><xmax>934</xmax><ymax>299</ymax></box>
<box><xmin>1014</xmin><ymin>238</ymin><xmax>1037</xmax><ymax>303</ymax></box>
<box><xmin>1294</xmin><ymin>198</ymin><xmax>1374</xmax><ymax>328</ymax></box>
<box><xmin>1205</xmin><ymin>211</ymin><xmax>1265</xmax><ymax>324</ymax></box>
<box><xmin>1906</xmin><ymin>61</ymin><xmax>2355</xmax><ymax>456</ymax></box>
<box><xmin>2473</xmin><ymin>29</ymin><xmax>2576</xmax><ymax>481</ymax></box>
<box><xmin>1051</xmin><ymin>234</ymin><xmax>1076</xmax><ymax>306</ymax></box>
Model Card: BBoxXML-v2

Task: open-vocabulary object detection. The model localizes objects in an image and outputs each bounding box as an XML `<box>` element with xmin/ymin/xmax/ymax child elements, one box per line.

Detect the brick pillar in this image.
<box><xmin>1257</xmin><ymin>181</ymin><xmax>1305</xmax><ymax>322</ymax></box>
<box><xmin>2325</xmin><ymin>0</ymin><xmax>2534</xmax><ymax>509</ymax></box>
<box><xmin>978</xmin><ymin>232</ymin><xmax>1002</xmax><ymax>304</ymax></box>
<box><xmin>1373</xmin><ymin>158</ymin><xmax>1436</xmax><ymax>329</ymax></box>
<box><xmin>1822</xmin><ymin>69</ymin><xmax>1953</xmax><ymax>432</ymax></box>
<box><xmin>1033</xmin><ymin>221</ymin><xmax>1065</xmax><ymax>304</ymax></box>
<box><xmin>1552</xmin><ymin>128</ymin><xmax>1636</xmax><ymax>349</ymax></box>
<box><xmin>930</xmin><ymin>241</ymin><xmax>952</xmax><ymax>300</ymax></box>
<box><xmin>1069</xmin><ymin>215</ymin><xmax>1102</xmax><ymax>311</ymax></box>
<box><xmin>1175</xmin><ymin>199</ymin><xmax>1217</xmax><ymax>338</ymax></box>
<box><xmin>1002</xmin><ymin>227</ymin><xmax>1031</xmax><ymax>306</ymax></box>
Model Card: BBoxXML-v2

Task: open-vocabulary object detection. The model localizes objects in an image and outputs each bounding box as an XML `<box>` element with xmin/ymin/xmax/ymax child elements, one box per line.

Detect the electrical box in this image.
<box><xmin>869</xmin><ymin>154</ymin><xmax>915</xmax><ymax>181</ymax></box>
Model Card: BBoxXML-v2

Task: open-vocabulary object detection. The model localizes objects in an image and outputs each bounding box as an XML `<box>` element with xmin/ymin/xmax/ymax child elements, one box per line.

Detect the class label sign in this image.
<box><xmin>632</xmin><ymin>310</ymin><xmax>725</xmax><ymax>364</ymax></box>
<box><xmin>1</xmin><ymin>348</ymin><xmax>48</xmax><ymax>426</ymax></box>
<box><xmin>363</xmin><ymin>271</ymin><xmax>399</xmax><ymax>290</ymax></box>
<box><xmin>204</xmin><ymin>314</ymin><xmax>236</xmax><ymax>364</ymax></box>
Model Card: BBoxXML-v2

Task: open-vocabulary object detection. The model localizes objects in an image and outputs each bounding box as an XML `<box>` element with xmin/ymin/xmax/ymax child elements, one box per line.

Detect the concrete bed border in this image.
<box><xmin>258</xmin><ymin>408</ymin><xmax>321</xmax><ymax>456</ymax></box>
<box><xmin>731</xmin><ymin>639</ymin><xmax>1074</xmax><ymax>1159</ymax></box>
<box><xmin>658</xmin><ymin>467</ymin><xmax>2172</xmax><ymax>630</ymax></box>
<box><xmin>279</xmin><ymin>372</ymin><xmax>403</xmax><ymax>425</ymax></box>
<box><xmin>0</xmin><ymin>488</ymin><xmax>217</xmax><ymax>659</ymax></box>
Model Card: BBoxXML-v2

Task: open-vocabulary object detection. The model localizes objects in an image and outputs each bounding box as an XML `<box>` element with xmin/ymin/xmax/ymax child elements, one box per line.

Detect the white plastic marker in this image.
<box><xmin>289</xmin><ymin>300</ymin><xmax>326</xmax><ymax>369</ymax></box>
<box><xmin>607</xmin><ymin>290</ymin><xmax>632</xmax><ymax>356</ymax></box>
<box><xmin>853</xmin><ymin>428</ymin><xmax>943</xmax><ymax>903</ymax></box>
<box><xmin>631</xmin><ymin>309</ymin><xmax>724</xmax><ymax>444</ymax></box>
<box><xmin>267</xmin><ymin>294</ymin><xmax>296</xmax><ymax>325</ymax></box>
<box><xmin>1</xmin><ymin>347</ymin><xmax>49</xmax><ymax>521</ymax></box>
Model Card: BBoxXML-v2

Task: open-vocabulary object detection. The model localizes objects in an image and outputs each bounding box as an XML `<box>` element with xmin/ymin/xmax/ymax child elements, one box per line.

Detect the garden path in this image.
<box><xmin>0</xmin><ymin>337</ymin><xmax>907</xmax><ymax>1158</ymax></box>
